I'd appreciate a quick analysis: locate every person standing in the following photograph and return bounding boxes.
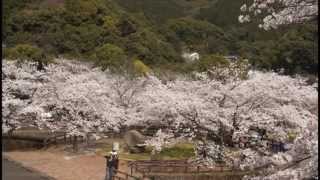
[105,150,119,180]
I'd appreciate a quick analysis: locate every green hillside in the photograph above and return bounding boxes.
[114,0,216,23]
[2,0,318,76]
[3,0,182,66]
[115,0,318,75]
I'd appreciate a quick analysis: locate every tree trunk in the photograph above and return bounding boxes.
[73,136,78,152]
[86,133,90,147]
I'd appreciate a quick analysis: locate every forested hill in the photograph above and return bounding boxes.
[114,0,217,23]
[2,0,318,76]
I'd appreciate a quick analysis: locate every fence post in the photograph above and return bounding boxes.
[43,139,47,148]
[86,133,90,147]
[64,134,66,144]
[135,163,137,173]
[54,136,57,146]
[73,136,78,152]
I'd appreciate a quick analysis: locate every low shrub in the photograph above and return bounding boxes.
[133,59,151,76]
[5,44,52,64]
[197,54,229,72]
[91,43,127,71]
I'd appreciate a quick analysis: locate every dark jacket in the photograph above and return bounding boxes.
[106,155,119,169]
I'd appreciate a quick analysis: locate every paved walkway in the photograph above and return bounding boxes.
[3,150,128,180]
[2,158,51,180]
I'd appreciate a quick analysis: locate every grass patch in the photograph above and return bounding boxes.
[119,153,151,160]
[155,143,195,160]
[96,139,195,161]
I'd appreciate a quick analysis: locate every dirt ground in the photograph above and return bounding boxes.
[3,147,129,180]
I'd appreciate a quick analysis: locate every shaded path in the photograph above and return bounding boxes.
[2,158,53,180]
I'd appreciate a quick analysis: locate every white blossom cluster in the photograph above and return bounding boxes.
[239,0,318,30]
[2,58,318,179]
[2,59,144,136]
[144,129,176,152]
[195,141,225,166]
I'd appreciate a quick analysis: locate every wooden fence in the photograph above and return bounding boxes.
[3,130,67,150]
[112,169,141,180]
[127,157,313,180]
[3,130,100,151]
[128,160,236,175]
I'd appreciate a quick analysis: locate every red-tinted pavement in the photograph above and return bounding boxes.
[2,158,53,180]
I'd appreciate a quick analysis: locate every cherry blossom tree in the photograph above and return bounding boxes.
[112,74,148,108]
[2,59,142,137]
[239,0,318,30]
[136,69,318,179]
[2,58,318,179]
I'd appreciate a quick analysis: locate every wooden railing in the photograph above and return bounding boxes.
[128,160,235,175]
[112,169,141,180]
[128,157,313,177]
[3,130,67,148]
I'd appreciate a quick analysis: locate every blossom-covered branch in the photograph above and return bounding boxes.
[239,0,318,30]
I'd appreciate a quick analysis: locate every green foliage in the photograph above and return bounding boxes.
[133,59,151,76]
[2,0,42,39]
[91,43,127,71]
[102,15,120,34]
[192,0,317,76]
[5,6,67,54]
[166,17,228,53]
[125,29,181,65]
[60,23,104,55]
[114,0,186,23]
[2,0,317,76]
[3,0,181,68]
[238,41,280,70]
[236,25,318,75]
[197,54,229,72]
[5,44,51,63]
[64,0,107,24]
[275,28,318,75]
[196,0,246,28]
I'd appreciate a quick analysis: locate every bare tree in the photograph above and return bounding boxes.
[112,74,147,108]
